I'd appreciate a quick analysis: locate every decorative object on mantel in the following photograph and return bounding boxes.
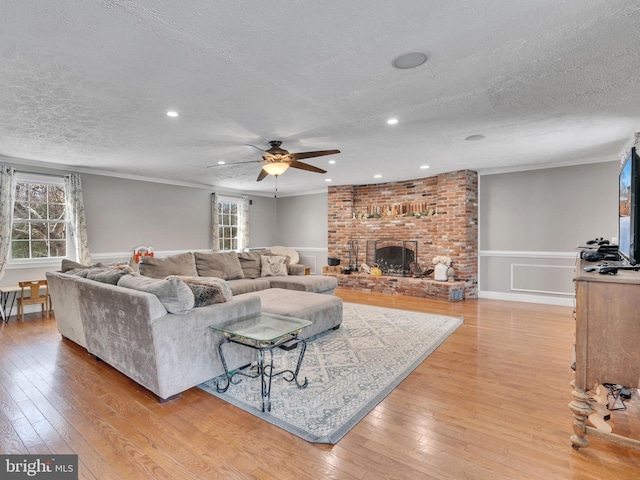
[360,263,371,274]
[433,255,452,282]
[354,203,438,219]
[409,262,434,278]
[370,264,382,276]
[327,257,340,266]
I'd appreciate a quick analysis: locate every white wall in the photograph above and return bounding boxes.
[272,193,329,274]
[479,161,619,305]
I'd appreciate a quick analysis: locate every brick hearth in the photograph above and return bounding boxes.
[327,170,478,300]
[326,273,466,301]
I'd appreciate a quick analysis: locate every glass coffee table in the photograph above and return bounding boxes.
[210,313,312,412]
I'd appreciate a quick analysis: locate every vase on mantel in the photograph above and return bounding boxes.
[434,263,448,282]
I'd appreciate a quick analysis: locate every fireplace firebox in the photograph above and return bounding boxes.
[366,239,417,276]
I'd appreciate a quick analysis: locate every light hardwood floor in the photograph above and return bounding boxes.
[1,290,639,479]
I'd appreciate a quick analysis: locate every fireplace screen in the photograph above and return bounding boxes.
[366,239,417,276]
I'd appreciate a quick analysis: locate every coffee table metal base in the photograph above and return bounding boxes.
[216,337,308,412]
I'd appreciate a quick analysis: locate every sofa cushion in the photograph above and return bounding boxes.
[138,252,198,279]
[61,258,94,272]
[194,252,244,280]
[117,275,194,313]
[237,251,268,279]
[261,255,289,277]
[166,275,233,306]
[227,278,271,295]
[86,268,130,285]
[267,275,338,294]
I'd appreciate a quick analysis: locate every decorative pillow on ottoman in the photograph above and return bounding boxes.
[117,275,194,313]
[261,255,289,277]
[166,275,233,307]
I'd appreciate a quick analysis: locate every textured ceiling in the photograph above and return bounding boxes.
[1,1,640,196]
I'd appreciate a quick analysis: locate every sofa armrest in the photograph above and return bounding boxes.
[289,264,307,276]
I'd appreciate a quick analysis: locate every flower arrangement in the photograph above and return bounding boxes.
[432,255,452,266]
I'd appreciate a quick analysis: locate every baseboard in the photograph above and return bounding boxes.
[479,290,575,307]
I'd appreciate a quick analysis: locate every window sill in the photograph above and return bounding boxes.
[7,259,63,270]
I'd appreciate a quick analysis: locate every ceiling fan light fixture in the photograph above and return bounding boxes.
[262,162,290,176]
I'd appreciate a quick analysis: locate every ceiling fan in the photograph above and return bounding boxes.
[208,140,340,181]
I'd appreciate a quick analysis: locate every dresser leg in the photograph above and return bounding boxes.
[569,383,592,449]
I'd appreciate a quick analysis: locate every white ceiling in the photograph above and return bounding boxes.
[2,1,640,196]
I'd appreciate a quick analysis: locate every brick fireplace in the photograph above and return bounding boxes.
[327,170,478,300]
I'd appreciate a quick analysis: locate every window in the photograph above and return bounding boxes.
[11,174,68,260]
[217,198,240,251]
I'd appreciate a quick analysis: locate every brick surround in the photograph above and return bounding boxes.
[327,170,478,299]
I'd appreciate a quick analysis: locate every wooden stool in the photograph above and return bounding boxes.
[17,280,50,321]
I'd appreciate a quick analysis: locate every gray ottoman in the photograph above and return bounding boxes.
[249,288,343,339]
[267,275,337,295]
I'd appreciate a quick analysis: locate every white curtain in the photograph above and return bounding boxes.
[211,193,220,252]
[240,195,250,249]
[64,174,91,264]
[0,165,16,281]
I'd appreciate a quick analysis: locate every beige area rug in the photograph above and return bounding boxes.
[199,302,463,443]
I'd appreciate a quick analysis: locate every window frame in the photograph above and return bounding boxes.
[8,172,71,269]
[217,195,243,252]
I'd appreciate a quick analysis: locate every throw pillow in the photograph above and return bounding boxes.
[166,275,233,306]
[261,255,289,277]
[138,252,198,279]
[86,268,130,285]
[194,252,245,280]
[61,259,90,272]
[237,251,269,279]
[117,275,194,314]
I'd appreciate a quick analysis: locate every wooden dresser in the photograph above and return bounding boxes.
[570,259,640,449]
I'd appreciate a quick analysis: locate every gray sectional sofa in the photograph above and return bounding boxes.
[47,250,341,401]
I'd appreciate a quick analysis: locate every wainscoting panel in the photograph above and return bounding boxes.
[296,247,327,275]
[479,250,578,305]
[510,263,575,296]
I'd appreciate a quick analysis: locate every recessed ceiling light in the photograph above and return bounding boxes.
[328,160,336,164]
[374,174,382,178]
[465,134,485,141]
[166,111,179,117]
[420,165,430,169]
[392,52,428,69]
[387,118,398,125]
[217,161,225,165]
[325,178,332,182]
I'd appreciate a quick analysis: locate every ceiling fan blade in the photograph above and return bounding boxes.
[206,160,259,168]
[290,149,340,161]
[246,144,266,153]
[256,168,269,181]
[289,160,327,174]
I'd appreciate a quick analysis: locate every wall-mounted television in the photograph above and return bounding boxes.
[618,146,640,265]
